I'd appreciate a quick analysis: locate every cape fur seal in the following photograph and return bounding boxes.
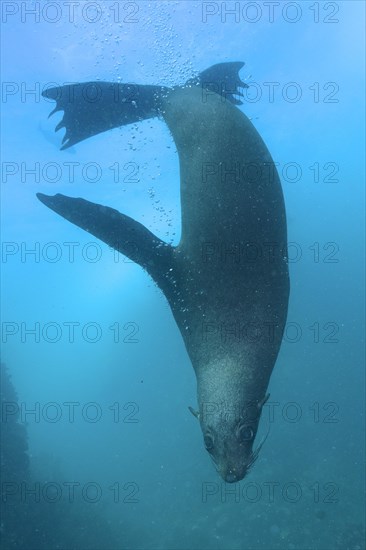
[37,62,290,482]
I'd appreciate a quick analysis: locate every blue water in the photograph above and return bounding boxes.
[1,2,365,549]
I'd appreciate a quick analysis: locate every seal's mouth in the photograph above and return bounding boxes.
[215,430,270,483]
[219,453,256,483]
[221,456,253,483]
[223,469,246,483]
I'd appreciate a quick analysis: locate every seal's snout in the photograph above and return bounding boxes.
[221,463,248,483]
[224,471,242,484]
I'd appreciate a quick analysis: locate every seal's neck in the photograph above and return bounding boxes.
[196,358,263,413]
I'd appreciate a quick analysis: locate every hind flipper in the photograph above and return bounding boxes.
[187,61,248,105]
[42,82,169,150]
[36,193,174,287]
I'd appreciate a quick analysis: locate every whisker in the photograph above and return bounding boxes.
[246,425,271,471]
[209,454,219,472]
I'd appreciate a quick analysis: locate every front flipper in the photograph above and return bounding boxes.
[36,193,174,289]
[42,82,168,150]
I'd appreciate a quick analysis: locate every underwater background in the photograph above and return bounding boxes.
[1,1,365,549]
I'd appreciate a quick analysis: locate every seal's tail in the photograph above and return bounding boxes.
[42,62,247,150]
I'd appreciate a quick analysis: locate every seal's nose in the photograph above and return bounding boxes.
[224,471,239,483]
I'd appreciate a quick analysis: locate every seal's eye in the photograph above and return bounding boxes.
[238,425,254,442]
[204,434,214,452]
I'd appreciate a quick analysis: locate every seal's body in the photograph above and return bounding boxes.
[37,63,289,482]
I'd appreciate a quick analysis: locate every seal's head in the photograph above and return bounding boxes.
[201,417,263,483]
[189,395,269,483]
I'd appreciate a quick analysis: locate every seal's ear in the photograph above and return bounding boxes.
[257,393,270,409]
[188,406,200,420]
